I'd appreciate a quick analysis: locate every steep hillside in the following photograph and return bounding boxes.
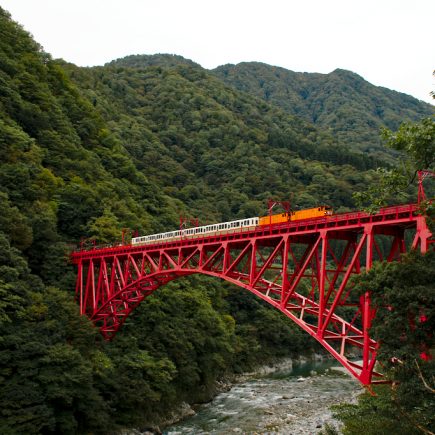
[213,62,434,159]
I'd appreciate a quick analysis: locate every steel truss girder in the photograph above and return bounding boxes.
[72,204,432,385]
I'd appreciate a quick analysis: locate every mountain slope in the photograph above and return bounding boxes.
[213,62,434,158]
[64,60,382,224]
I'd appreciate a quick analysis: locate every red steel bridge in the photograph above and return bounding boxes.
[71,203,433,385]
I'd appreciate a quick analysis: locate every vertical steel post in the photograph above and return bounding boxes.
[280,236,290,308]
[249,241,257,285]
[75,260,83,315]
[317,231,328,334]
[361,225,374,384]
[222,243,230,273]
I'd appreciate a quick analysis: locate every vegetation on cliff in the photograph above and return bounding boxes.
[0,9,331,432]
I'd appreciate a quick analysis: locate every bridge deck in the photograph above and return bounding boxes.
[71,203,419,261]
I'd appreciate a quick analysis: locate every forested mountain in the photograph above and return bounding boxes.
[213,62,434,160]
[0,7,429,434]
[108,55,433,162]
[63,58,383,225]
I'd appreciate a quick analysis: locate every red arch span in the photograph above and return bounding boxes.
[71,204,432,385]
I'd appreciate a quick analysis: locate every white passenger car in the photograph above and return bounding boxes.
[131,217,259,246]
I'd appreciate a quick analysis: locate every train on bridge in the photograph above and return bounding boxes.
[131,205,333,246]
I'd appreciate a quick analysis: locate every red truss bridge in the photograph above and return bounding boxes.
[71,204,433,385]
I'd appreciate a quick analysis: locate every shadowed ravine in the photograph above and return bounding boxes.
[166,360,361,434]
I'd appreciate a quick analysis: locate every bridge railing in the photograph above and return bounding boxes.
[71,203,419,255]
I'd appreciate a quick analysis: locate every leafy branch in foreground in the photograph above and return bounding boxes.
[382,117,435,170]
[353,116,435,211]
[352,167,409,213]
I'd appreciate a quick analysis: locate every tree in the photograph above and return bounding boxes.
[333,251,434,434]
[353,116,434,212]
[0,286,112,434]
[87,208,121,244]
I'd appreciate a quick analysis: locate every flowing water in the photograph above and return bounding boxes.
[165,360,361,434]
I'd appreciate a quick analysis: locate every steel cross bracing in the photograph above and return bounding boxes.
[71,204,433,385]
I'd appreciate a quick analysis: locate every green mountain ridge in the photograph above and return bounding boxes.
[108,54,433,161]
[63,59,385,224]
[212,61,434,158]
[106,53,202,69]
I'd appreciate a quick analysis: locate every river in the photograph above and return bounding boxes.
[165,359,362,434]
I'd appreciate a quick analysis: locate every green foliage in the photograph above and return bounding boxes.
[382,116,435,169]
[352,167,410,213]
[334,251,435,434]
[332,386,416,435]
[0,286,111,434]
[120,279,236,402]
[64,58,384,220]
[106,53,201,69]
[0,8,323,430]
[354,116,434,210]
[0,233,30,327]
[87,208,121,243]
[0,191,33,250]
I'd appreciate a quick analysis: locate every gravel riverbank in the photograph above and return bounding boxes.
[164,359,362,434]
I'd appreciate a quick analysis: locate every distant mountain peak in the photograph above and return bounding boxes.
[105,53,201,69]
[330,68,363,78]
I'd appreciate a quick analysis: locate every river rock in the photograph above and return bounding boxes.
[165,360,362,435]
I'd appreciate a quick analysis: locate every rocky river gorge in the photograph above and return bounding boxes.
[164,358,362,434]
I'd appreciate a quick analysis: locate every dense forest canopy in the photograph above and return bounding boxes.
[0,6,433,434]
[212,62,433,162]
[107,55,434,164]
[63,59,389,223]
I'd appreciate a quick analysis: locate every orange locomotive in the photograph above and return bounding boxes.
[259,206,333,226]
